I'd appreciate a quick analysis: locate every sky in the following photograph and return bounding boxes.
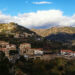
[0,0,75,28]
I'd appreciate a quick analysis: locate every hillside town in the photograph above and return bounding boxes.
[0,41,51,62]
[0,40,75,63]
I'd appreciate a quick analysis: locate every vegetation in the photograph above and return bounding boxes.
[1,51,75,75]
[0,22,39,39]
[1,23,75,75]
[0,51,11,75]
[32,27,75,37]
[15,56,75,75]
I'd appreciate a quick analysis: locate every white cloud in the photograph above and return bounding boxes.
[0,10,75,28]
[32,1,52,4]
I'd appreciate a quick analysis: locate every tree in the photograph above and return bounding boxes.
[0,51,10,75]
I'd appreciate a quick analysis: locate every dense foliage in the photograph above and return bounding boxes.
[1,52,75,75]
[15,56,75,75]
[0,51,12,75]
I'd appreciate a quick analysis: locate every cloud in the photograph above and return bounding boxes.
[0,10,75,28]
[32,1,52,4]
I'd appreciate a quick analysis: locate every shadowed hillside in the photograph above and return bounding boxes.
[45,32,75,42]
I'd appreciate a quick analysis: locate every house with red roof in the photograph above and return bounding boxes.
[61,50,75,56]
[19,43,43,56]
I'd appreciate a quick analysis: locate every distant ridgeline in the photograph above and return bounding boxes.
[32,27,75,37]
[32,27,75,42]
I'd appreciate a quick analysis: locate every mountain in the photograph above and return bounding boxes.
[32,27,75,37]
[0,22,40,38]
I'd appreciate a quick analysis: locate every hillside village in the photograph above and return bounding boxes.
[1,23,75,75]
[0,23,75,62]
[0,0,75,75]
[0,40,75,64]
[0,41,56,62]
[0,41,49,61]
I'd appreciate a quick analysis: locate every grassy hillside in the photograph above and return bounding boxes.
[0,22,43,47]
[0,22,37,37]
[32,27,75,37]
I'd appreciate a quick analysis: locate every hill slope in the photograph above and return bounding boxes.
[32,27,75,37]
[0,22,39,38]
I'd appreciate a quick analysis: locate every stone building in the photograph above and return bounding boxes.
[8,44,16,50]
[19,43,31,55]
[19,43,44,60]
[14,33,20,38]
[0,41,9,57]
[33,48,43,55]
[0,41,16,57]
[61,50,75,56]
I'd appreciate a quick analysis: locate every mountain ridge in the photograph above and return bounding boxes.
[0,22,40,38]
[32,26,75,37]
